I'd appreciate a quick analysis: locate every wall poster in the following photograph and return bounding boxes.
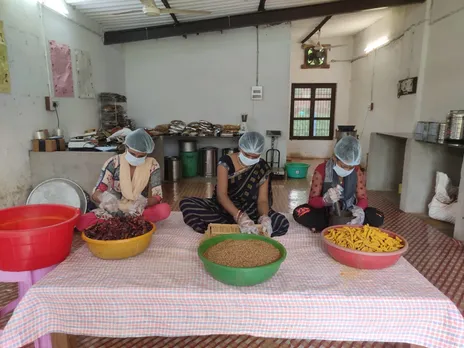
[75,49,95,99]
[49,40,74,97]
[0,21,11,94]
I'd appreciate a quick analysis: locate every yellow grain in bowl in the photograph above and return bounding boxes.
[324,225,404,252]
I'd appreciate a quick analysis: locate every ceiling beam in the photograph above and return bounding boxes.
[160,0,180,25]
[300,16,332,44]
[258,0,267,12]
[104,0,425,45]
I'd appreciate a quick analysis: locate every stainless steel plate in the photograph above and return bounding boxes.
[27,178,87,214]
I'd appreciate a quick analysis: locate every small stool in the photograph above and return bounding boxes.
[0,265,57,348]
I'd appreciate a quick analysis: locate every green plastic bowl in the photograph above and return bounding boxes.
[198,234,287,286]
[285,162,310,179]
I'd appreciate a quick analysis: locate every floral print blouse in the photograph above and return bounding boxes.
[94,155,163,199]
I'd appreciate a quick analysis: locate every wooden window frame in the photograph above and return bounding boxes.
[289,83,336,140]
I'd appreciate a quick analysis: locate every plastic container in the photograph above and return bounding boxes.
[198,234,287,286]
[321,225,409,269]
[180,151,199,177]
[285,162,309,179]
[82,222,156,260]
[0,204,81,271]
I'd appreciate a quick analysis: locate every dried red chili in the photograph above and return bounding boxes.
[84,216,152,241]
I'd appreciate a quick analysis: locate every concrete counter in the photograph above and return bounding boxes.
[367,132,464,241]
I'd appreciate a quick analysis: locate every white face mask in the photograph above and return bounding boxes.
[334,164,354,178]
[239,152,260,166]
[125,151,146,167]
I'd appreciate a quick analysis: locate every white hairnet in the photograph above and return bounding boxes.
[334,136,361,166]
[125,128,155,154]
[238,131,265,154]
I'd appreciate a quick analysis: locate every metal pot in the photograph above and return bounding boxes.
[438,123,447,144]
[199,147,218,178]
[179,140,197,153]
[335,130,357,141]
[33,129,50,140]
[164,156,181,182]
[329,210,353,226]
[445,110,464,142]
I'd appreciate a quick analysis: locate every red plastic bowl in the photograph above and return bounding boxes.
[321,225,409,270]
[0,204,81,271]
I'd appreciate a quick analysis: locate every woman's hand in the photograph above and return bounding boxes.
[237,212,258,234]
[258,215,273,237]
[323,185,343,205]
[348,205,365,225]
[129,195,148,216]
[99,191,119,213]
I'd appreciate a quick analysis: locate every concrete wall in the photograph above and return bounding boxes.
[123,24,291,159]
[366,133,407,191]
[348,5,426,164]
[0,0,125,208]
[29,151,115,195]
[349,1,464,162]
[288,22,353,159]
[420,0,464,121]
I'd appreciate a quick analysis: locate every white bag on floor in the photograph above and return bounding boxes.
[428,172,458,224]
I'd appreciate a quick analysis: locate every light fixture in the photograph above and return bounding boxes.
[364,36,389,54]
[38,0,69,16]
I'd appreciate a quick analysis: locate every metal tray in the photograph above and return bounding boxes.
[27,178,87,214]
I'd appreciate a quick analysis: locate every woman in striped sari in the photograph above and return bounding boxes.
[180,132,289,237]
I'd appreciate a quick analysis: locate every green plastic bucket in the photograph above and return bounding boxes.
[180,151,198,177]
[285,162,310,179]
[198,234,287,286]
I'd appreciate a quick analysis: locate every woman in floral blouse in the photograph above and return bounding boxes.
[76,129,170,231]
[293,136,384,232]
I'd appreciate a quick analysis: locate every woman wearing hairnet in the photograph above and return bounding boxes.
[76,128,171,230]
[180,131,289,237]
[293,136,384,231]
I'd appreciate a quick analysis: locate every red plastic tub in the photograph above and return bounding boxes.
[321,225,409,270]
[0,204,81,271]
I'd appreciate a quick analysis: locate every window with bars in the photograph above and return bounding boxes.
[289,83,336,140]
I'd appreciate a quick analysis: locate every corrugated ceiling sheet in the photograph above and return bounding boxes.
[65,0,332,31]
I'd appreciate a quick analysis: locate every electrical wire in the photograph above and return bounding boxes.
[256,26,260,86]
[55,107,60,129]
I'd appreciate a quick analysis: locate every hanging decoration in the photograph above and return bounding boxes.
[0,21,11,94]
[75,49,95,99]
[49,40,74,97]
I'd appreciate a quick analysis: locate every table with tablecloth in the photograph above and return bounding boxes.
[1,212,463,348]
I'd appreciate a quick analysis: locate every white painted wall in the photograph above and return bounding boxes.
[0,0,125,207]
[420,0,464,121]
[288,20,353,159]
[123,25,291,159]
[348,5,426,164]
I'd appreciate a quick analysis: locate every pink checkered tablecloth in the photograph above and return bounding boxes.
[1,213,463,348]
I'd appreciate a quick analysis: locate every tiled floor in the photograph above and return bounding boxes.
[1,171,463,348]
[371,190,456,238]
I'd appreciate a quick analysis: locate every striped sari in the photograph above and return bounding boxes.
[180,157,289,237]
